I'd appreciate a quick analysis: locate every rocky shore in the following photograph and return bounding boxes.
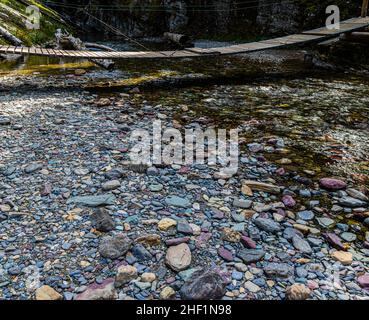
[0,67,369,301]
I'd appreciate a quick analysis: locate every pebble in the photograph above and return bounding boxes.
[244,281,261,293]
[35,285,62,300]
[91,208,115,232]
[75,279,117,300]
[165,243,192,272]
[264,263,294,279]
[102,180,121,191]
[296,210,315,221]
[1,73,368,301]
[158,218,177,231]
[340,232,357,242]
[180,269,226,300]
[98,234,132,259]
[319,178,347,191]
[165,195,191,208]
[67,194,116,207]
[331,251,353,265]
[357,275,369,289]
[237,249,265,264]
[286,283,311,300]
[160,286,176,300]
[115,265,138,287]
[254,218,281,233]
[292,235,313,254]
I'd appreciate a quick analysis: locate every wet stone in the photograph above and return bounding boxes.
[25,163,43,174]
[165,195,191,208]
[233,199,252,209]
[319,178,347,191]
[340,232,357,243]
[338,197,367,208]
[131,244,153,261]
[237,249,265,264]
[177,221,193,235]
[67,194,116,207]
[254,218,281,233]
[296,210,315,221]
[292,235,313,254]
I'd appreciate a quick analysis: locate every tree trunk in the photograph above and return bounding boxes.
[0,25,23,46]
[55,29,115,70]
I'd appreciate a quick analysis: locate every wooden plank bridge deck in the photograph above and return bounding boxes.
[1,17,369,60]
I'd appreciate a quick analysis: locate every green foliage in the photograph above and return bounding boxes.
[0,0,69,45]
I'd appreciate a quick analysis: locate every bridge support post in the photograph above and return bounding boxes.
[362,0,369,17]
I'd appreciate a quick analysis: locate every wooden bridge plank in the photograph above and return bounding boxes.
[0,17,367,60]
[14,47,23,54]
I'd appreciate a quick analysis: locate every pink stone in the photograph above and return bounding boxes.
[195,232,212,249]
[319,178,347,191]
[240,235,257,249]
[357,275,369,289]
[282,195,296,208]
[179,166,190,174]
[276,167,286,176]
[41,183,52,196]
[218,247,234,262]
[307,280,319,290]
[75,278,116,300]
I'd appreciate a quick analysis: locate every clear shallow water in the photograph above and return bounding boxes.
[1,50,368,185]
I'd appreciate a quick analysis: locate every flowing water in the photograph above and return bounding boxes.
[1,46,368,186]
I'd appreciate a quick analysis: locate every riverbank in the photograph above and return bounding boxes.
[0,50,369,300]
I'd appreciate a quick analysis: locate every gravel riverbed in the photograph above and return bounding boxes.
[0,62,369,300]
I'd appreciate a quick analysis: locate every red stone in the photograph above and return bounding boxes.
[218,247,234,262]
[324,232,345,250]
[240,235,257,249]
[165,237,190,246]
